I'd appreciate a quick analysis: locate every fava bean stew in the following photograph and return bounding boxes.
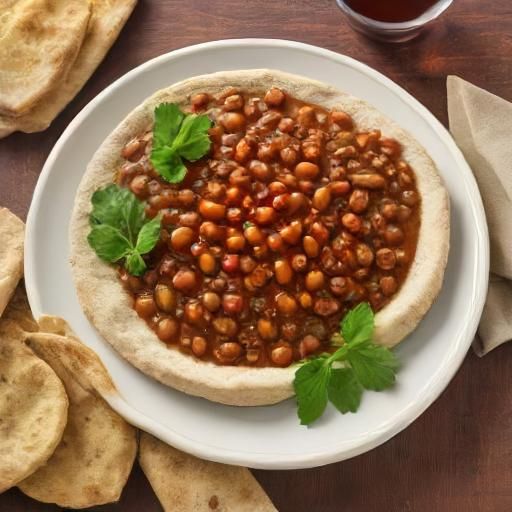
[116,86,420,368]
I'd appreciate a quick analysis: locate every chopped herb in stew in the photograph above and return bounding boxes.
[113,86,420,368]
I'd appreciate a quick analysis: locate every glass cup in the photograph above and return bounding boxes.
[335,0,454,42]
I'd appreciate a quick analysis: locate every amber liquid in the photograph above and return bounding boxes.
[345,0,441,22]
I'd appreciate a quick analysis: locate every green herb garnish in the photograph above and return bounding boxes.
[293,303,399,426]
[88,184,161,276]
[150,103,212,183]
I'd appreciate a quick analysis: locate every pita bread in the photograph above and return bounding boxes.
[0,306,68,493]
[18,326,137,508]
[69,69,449,406]
[0,0,92,116]
[0,208,24,317]
[0,0,137,137]
[139,433,277,512]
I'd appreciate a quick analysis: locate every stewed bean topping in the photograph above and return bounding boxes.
[117,86,420,367]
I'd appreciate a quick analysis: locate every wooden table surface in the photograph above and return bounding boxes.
[1,1,512,511]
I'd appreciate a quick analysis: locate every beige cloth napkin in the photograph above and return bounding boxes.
[447,76,512,355]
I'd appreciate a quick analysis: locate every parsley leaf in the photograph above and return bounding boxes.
[347,344,399,391]
[294,357,331,426]
[87,184,161,276]
[341,302,374,347]
[293,302,399,426]
[150,103,211,183]
[327,368,363,414]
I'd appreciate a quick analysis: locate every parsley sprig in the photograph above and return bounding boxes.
[293,303,399,426]
[87,184,161,276]
[150,103,212,183]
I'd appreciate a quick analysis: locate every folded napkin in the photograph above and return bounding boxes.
[447,76,512,355]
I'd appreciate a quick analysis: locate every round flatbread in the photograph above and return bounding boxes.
[0,320,68,493]
[70,69,449,406]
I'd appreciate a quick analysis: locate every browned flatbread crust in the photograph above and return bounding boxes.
[70,70,450,406]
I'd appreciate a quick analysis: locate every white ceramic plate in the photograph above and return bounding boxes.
[25,39,489,470]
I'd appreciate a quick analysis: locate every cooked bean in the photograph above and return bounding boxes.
[379,137,402,158]
[278,117,294,133]
[295,161,320,180]
[330,277,349,297]
[207,181,226,200]
[212,317,238,337]
[179,212,201,228]
[384,225,404,246]
[226,234,245,252]
[130,175,149,197]
[309,222,329,245]
[402,190,419,206]
[298,291,313,309]
[170,227,196,251]
[276,293,298,315]
[268,181,287,195]
[219,112,246,132]
[291,254,308,272]
[226,207,242,225]
[198,252,217,274]
[249,160,273,182]
[258,110,282,129]
[246,348,261,364]
[275,259,293,284]
[191,336,207,357]
[199,199,226,221]
[376,248,396,270]
[191,93,209,111]
[397,204,412,221]
[223,293,244,314]
[331,111,353,130]
[250,265,272,287]
[380,276,398,296]
[254,206,277,225]
[221,254,240,273]
[202,291,221,312]
[272,193,290,212]
[349,189,369,213]
[280,220,302,245]
[298,180,313,194]
[157,318,179,342]
[297,106,316,127]
[264,87,285,107]
[312,186,331,211]
[330,180,351,196]
[302,235,319,258]
[288,192,307,214]
[122,139,144,161]
[280,147,297,166]
[184,301,204,324]
[257,318,278,340]
[135,293,156,318]
[244,225,265,245]
[223,94,243,111]
[355,243,374,267]
[172,269,197,292]
[281,322,298,341]
[234,137,254,162]
[240,255,257,274]
[267,233,284,252]
[305,270,325,291]
[215,342,242,364]
[253,244,269,260]
[178,189,196,207]
[349,174,386,189]
[313,298,340,316]
[299,335,321,358]
[155,284,176,312]
[271,345,293,367]
[381,202,399,219]
[199,221,224,242]
[225,186,244,206]
[342,213,362,233]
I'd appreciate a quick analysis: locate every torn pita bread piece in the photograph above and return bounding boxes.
[2,286,39,333]
[0,0,138,137]
[18,324,137,508]
[139,433,277,512]
[0,319,68,493]
[0,208,24,317]
[0,0,92,117]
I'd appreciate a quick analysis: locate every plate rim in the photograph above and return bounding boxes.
[24,38,489,469]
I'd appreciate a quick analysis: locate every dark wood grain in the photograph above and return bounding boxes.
[1,0,512,510]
